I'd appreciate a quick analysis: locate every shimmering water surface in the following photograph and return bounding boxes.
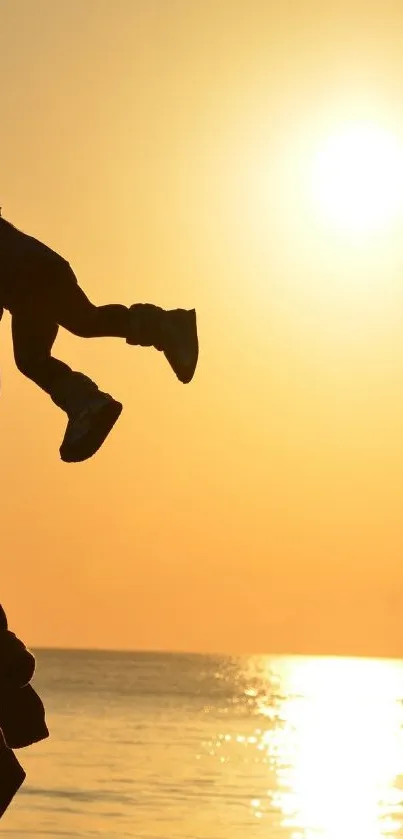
[2,650,403,838]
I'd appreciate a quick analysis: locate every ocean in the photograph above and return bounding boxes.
[2,650,403,838]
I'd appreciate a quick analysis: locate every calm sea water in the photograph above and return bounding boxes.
[2,650,403,838]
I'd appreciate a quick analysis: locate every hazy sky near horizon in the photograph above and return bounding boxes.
[2,0,403,656]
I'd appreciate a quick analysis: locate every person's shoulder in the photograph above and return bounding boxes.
[0,217,24,238]
[0,216,17,230]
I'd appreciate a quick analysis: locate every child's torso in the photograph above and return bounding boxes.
[0,218,66,307]
[0,218,62,263]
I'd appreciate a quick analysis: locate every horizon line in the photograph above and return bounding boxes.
[30,646,403,662]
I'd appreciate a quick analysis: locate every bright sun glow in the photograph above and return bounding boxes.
[312,123,403,233]
[268,658,403,839]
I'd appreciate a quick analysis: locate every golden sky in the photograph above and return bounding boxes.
[2,0,403,655]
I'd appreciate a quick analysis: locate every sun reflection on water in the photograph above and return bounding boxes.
[204,656,403,838]
[267,657,403,838]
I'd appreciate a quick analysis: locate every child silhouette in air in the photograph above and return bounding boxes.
[0,212,198,462]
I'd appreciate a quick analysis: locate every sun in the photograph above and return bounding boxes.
[312,122,403,233]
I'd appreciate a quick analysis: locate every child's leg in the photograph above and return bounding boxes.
[11,257,198,394]
[12,311,122,462]
[43,262,198,384]
[52,265,131,339]
[11,312,97,409]
[14,260,131,340]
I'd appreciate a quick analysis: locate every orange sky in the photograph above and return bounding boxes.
[2,0,403,656]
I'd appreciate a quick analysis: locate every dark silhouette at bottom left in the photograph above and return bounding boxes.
[0,603,48,818]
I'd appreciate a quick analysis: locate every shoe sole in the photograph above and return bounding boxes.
[165,309,198,384]
[60,400,123,463]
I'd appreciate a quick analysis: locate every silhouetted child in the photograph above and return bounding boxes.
[0,213,198,461]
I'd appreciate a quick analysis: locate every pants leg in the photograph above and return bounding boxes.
[49,265,130,339]
[12,310,109,412]
[10,261,130,410]
[12,314,72,396]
